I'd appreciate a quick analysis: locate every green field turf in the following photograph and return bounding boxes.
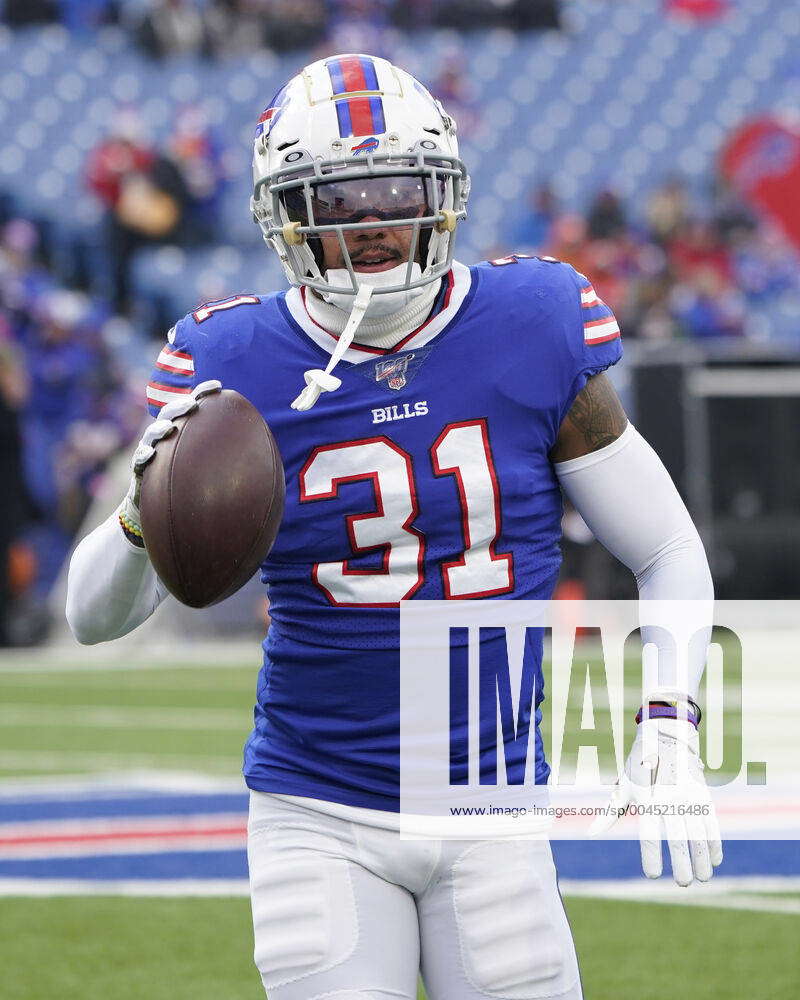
[1,896,797,1000]
[0,650,790,999]
[0,663,256,778]
[0,652,741,781]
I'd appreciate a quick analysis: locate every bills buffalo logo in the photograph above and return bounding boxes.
[375,354,414,390]
[351,136,380,155]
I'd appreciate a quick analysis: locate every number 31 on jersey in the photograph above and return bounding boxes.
[299,419,513,606]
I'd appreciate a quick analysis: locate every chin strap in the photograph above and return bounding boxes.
[291,284,374,412]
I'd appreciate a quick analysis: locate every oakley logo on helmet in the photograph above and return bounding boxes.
[351,137,380,155]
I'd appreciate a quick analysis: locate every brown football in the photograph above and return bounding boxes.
[139,389,284,608]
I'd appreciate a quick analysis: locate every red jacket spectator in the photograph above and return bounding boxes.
[666,0,729,20]
[86,138,154,209]
[668,221,732,284]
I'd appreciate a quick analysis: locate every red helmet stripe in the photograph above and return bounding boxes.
[339,55,368,93]
[347,96,376,137]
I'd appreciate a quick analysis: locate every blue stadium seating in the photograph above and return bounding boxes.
[1,0,798,333]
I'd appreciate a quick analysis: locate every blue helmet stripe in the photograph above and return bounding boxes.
[360,56,379,91]
[328,59,346,95]
[369,96,386,134]
[335,99,353,138]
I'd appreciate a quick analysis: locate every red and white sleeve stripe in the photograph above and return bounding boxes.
[580,284,602,309]
[155,347,195,376]
[146,382,192,409]
[581,284,620,344]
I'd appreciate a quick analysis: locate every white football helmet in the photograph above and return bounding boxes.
[250,54,470,301]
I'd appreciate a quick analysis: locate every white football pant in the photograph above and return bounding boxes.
[248,792,583,1000]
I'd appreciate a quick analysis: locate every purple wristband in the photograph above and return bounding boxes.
[635,702,700,728]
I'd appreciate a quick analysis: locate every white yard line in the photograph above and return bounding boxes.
[2,876,799,909]
[0,750,242,772]
[0,770,246,797]
[0,642,261,674]
[559,876,800,915]
[0,672,254,690]
[0,878,250,897]
[0,705,249,730]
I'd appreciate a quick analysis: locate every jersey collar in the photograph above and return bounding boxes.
[283,261,472,366]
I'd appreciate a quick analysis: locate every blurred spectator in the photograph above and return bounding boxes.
[0,328,31,645]
[631,279,678,342]
[0,219,53,309]
[169,106,232,243]
[580,234,640,317]
[546,214,594,282]
[19,291,97,517]
[586,189,627,241]
[327,0,392,57]
[670,266,745,339]
[433,0,562,30]
[85,113,155,214]
[2,0,565,42]
[0,215,139,619]
[389,0,435,30]
[431,52,480,138]
[730,226,799,303]
[134,0,210,60]
[665,0,729,21]
[266,0,327,51]
[506,0,562,31]
[57,0,118,32]
[2,0,59,26]
[646,176,692,245]
[511,182,559,252]
[206,0,327,55]
[205,0,268,56]
[668,219,732,285]
[711,175,758,242]
[86,113,191,312]
[521,174,780,345]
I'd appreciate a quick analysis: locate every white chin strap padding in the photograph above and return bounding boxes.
[291,284,374,412]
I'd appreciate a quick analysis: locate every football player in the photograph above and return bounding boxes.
[66,55,721,1000]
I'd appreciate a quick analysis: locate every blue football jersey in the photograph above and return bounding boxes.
[146,256,622,810]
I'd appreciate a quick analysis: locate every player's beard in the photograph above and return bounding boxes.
[321,262,427,318]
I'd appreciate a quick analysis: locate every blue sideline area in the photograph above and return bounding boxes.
[0,788,796,882]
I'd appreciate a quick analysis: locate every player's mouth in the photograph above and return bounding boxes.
[352,250,401,272]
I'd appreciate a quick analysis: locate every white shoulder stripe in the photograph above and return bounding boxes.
[584,318,620,342]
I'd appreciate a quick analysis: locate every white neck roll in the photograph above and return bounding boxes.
[305,278,441,350]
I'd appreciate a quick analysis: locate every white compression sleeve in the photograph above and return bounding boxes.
[65,513,167,645]
[555,423,713,699]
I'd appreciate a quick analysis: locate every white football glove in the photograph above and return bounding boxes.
[589,710,723,886]
[117,380,222,544]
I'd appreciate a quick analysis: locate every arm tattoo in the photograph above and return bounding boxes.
[555,373,628,460]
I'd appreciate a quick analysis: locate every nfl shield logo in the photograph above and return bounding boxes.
[376,354,414,391]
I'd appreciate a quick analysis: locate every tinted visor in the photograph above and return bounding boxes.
[282,174,444,228]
